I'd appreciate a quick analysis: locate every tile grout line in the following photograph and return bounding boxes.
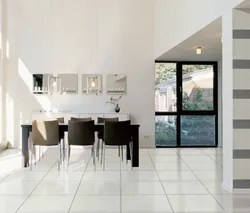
[14,160,58,213]
[147,148,175,213]
[200,148,223,168]
[67,155,91,213]
[176,150,227,212]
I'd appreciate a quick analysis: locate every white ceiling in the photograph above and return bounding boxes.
[156,17,222,61]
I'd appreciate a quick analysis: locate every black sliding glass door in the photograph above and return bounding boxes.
[155,62,218,147]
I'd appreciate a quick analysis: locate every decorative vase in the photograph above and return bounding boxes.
[115,104,120,113]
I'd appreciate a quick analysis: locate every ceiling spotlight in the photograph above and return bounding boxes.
[196,47,202,55]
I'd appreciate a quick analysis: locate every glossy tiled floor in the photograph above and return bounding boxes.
[0,147,248,213]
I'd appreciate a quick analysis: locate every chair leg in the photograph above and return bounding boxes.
[34,145,37,165]
[100,140,104,164]
[118,146,120,157]
[58,143,61,171]
[39,146,41,161]
[103,143,106,170]
[126,144,129,164]
[96,139,100,161]
[30,145,33,171]
[121,146,123,162]
[67,145,71,171]
[92,145,96,171]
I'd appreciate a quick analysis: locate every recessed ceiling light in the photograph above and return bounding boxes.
[196,47,202,55]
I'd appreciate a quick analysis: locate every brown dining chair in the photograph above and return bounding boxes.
[96,117,119,160]
[57,117,64,124]
[101,120,131,170]
[70,117,92,121]
[68,120,95,170]
[31,120,61,171]
[38,117,64,159]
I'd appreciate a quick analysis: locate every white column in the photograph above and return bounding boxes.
[0,0,6,149]
[222,9,233,192]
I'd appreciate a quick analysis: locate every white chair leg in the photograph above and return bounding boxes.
[34,145,37,165]
[67,145,71,171]
[96,139,100,161]
[39,146,41,161]
[30,145,33,171]
[100,141,104,164]
[92,145,96,171]
[103,143,106,170]
[58,143,61,171]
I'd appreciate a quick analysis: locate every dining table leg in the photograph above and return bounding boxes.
[132,126,139,167]
[22,127,30,167]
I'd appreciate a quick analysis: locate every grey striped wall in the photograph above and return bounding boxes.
[233,9,250,189]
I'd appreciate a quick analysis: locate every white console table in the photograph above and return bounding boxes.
[31,112,129,123]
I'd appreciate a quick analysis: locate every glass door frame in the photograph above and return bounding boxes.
[155,61,218,148]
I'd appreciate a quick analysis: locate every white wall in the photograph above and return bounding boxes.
[154,0,245,59]
[218,60,223,147]
[5,0,155,148]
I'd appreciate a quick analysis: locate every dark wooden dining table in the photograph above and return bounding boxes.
[21,123,140,168]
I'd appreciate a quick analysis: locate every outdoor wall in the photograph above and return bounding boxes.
[4,0,155,148]
[154,0,245,59]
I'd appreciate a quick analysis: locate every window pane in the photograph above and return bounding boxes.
[181,116,216,146]
[156,116,177,146]
[182,65,214,110]
[155,63,177,112]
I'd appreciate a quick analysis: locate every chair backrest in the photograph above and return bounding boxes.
[70,117,92,121]
[57,117,64,124]
[32,120,59,146]
[104,120,131,146]
[97,117,119,124]
[68,120,95,146]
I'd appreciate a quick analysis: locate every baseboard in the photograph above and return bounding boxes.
[233,189,250,194]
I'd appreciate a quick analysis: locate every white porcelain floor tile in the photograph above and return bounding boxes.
[213,194,250,212]
[122,182,165,195]
[158,171,198,181]
[82,171,120,182]
[17,195,74,213]
[86,162,121,171]
[121,171,159,182]
[162,181,209,195]
[77,182,120,194]
[202,181,231,195]
[181,155,215,163]
[0,195,28,213]
[186,162,222,171]
[175,148,205,155]
[122,195,173,213]
[168,195,224,212]
[3,170,47,182]
[148,149,177,156]
[194,171,223,181]
[0,181,38,195]
[154,162,190,171]
[33,182,79,195]
[42,171,83,182]
[121,162,155,171]
[70,195,120,213]
[150,155,183,163]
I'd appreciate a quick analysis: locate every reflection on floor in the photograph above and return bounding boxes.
[0,147,247,213]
